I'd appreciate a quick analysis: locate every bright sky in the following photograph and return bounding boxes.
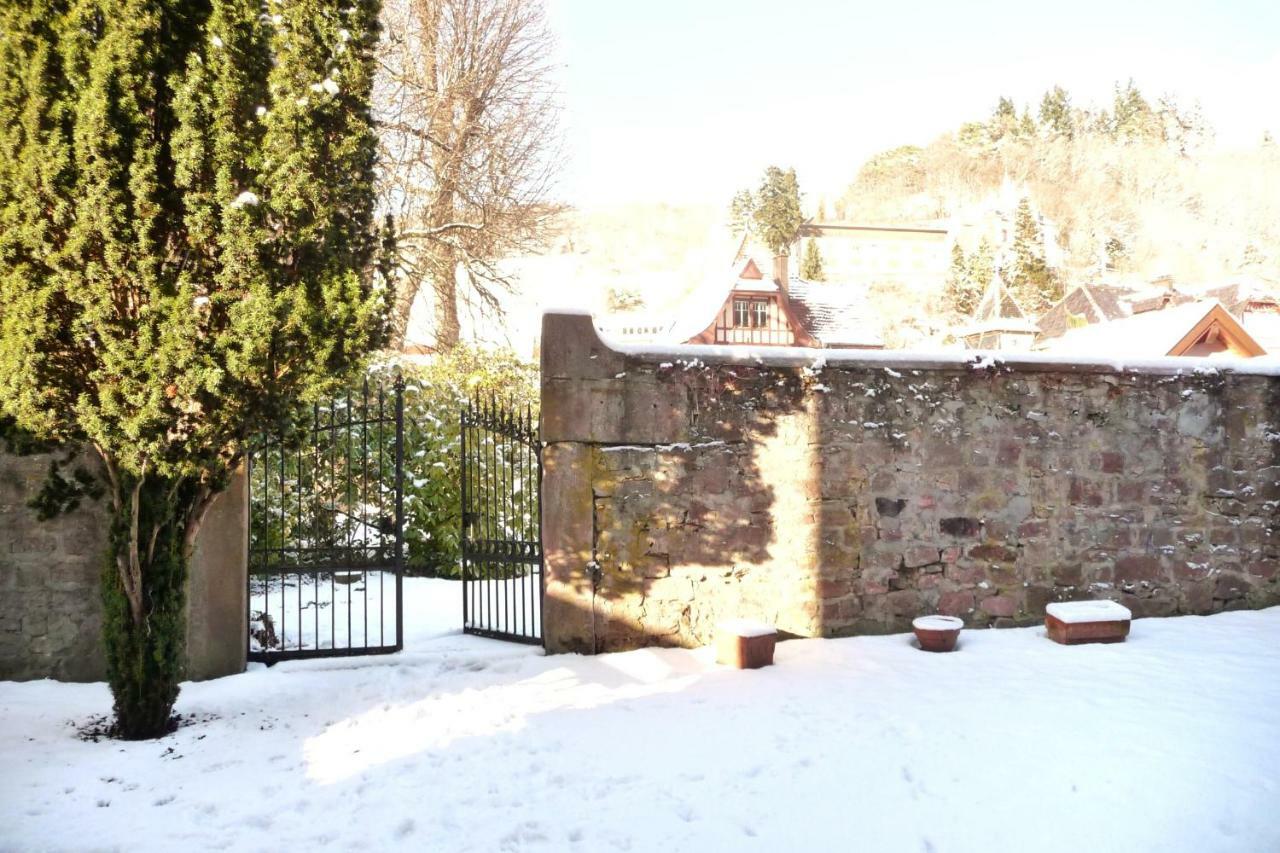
[550,0,1280,209]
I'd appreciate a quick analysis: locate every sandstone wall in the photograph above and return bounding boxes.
[0,449,247,682]
[0,450,109,681]
[540,312,1280,654]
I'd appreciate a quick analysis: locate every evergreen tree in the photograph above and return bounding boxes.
[945,244,974,314]
[753,166,803,255]
[988,96,1019,141]
[1018,107,1036,138]
[970,238,995,295]
[1038,86,1074,138]
[0,0,386,738]
[1005,198,1059,314]
[800,238,825,281]
[1105,236,1129,271]
[729,188,755,235]
[730,166,804,256]
[1111,79,1157,139]
[944,241,989,315]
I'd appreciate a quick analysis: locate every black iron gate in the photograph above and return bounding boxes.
[460,397,543,645]
[246,379,404,662]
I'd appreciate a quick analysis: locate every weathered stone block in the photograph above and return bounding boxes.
[980,595,1017,618]
[1114,555,1162,583]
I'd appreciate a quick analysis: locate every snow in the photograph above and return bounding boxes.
[1046,600,1133,624]
[3,589,1280,852]
[560,309,1280,377]
[717,619,776,638]
[249,571,401,653]
[912,615,963,631]
[229,190,259,208]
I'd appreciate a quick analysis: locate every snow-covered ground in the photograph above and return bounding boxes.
[3,580,1279,853]
[249,572,540,653]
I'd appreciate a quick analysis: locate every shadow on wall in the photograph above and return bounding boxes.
[541,358,802,651]
[541,312,1280,653]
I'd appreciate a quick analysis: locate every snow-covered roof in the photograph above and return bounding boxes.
[1037,284,1137,339]
[733,278,779,294]
[788,278,883,347]
[1037,299,1265,358]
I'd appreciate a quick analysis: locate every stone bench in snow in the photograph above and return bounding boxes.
[1045,600,1132,645]
[715,619,777,669]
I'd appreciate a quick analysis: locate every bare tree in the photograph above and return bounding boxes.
[376,0,562,349]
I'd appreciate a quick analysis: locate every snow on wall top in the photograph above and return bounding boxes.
[541,311,1280,377]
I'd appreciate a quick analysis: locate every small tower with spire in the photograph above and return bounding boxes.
[960,268,1040,350]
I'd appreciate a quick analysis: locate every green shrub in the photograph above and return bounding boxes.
[396,346,538,577]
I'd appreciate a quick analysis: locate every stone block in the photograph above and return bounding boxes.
[937,590,975,616]
[980,595,1017,618]
[903,545,940,569]
[1114,555,1162,583]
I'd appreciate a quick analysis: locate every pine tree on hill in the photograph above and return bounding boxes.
[800,238,826,281]
[945,244,975,314]
[753,167,804,255]
[1019,108,1036,138]
[729,189,755,237]
[730,166,804,257]
[989,96,1019,141]
[1039,86,1074,138]
[1005,198,1059,314]
[1111,79,1157,139]
[945,240,992,315]
[970,238,995,296]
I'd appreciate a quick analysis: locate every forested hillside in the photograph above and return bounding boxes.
[836,82,1280,289]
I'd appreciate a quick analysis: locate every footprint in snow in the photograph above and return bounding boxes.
[394,818,415,839]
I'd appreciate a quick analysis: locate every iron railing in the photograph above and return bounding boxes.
[460,396,543,645]
[246,377,404,662]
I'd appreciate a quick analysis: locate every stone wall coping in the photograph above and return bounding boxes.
[543,310,1280,378]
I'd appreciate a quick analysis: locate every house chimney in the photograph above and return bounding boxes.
[773,253,789,300]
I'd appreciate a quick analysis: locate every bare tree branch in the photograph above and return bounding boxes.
[375,0,564,349]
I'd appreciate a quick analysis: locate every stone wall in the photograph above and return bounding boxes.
[0,448,247,682]
[0,450,110,681]
[540,312,1280,654]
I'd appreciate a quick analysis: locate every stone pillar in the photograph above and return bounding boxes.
[540,442,596,653]
[185,467,248,680]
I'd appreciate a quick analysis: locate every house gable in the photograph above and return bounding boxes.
[686,285,816,347]
[1168,304,1267,357]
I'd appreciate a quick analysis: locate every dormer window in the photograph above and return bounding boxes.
[733,297,771,328]
[752,300,769,327]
